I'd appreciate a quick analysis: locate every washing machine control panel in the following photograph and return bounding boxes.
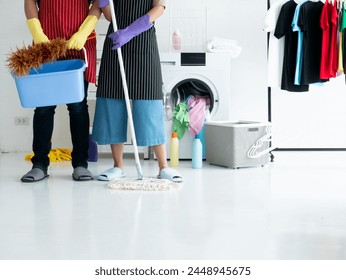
[181,53,206,66]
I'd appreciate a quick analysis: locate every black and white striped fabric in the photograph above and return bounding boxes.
[96,0,163,100]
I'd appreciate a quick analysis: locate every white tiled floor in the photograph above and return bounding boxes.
[0,151,346,260]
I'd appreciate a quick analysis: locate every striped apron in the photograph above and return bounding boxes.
[96,0,163,100]
[38,0,97,84]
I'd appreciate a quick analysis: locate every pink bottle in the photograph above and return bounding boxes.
[172,29,182,51]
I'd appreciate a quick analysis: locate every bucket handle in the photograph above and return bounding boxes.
[82,47,88,68]
[247,124,273,159]
[247,124,301,158]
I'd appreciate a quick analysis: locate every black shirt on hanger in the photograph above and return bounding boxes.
[275,0,309,92]
[298,0,328,85]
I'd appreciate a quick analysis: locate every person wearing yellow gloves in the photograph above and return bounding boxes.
[21,0,101,182]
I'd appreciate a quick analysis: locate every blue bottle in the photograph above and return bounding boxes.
[192,134,203,169]
[88,134,98,162]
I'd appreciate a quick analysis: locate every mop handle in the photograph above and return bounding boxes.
[109,0,143,180]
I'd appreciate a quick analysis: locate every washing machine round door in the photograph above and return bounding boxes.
[163,76,219,121]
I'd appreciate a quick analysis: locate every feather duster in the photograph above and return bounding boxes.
[7,38,68,77]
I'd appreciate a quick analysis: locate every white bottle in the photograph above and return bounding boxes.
[170,132,179,167]
[192,134,203,169]
[172,29,182,51]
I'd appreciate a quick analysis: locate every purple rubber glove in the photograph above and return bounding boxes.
[108,14,153,50]
[98,0,109,8]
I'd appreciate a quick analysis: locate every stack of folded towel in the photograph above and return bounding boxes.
[207,37,242,58]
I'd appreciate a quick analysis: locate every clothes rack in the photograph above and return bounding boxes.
[267,0,346,154]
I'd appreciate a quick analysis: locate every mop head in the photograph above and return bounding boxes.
[7,38,68,77]
[108,177,179,191]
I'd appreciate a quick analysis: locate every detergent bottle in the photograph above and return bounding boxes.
[192,134,203,169]
[170,132,179,167]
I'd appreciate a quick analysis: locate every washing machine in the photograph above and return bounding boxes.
[161,52,231,159]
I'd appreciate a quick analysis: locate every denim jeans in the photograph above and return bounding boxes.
[31,81,90,171]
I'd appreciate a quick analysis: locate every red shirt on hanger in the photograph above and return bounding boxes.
[320,0,338,79]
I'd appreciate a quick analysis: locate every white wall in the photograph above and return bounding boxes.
[205,0,267,121]
[0,1,32,152]
[0,0,268,152]
[0,1,71,152]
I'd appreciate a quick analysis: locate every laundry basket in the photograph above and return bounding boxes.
[13,49,87,108]
[205,121,271,168]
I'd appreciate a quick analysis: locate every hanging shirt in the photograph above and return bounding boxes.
[331,2,339,77]
[340,2,346,71]
[264,0,288,88]
[38,0,97,84]
[298,1,327,85]
[337,1,344,74]
[320,0,331,79]
[320,0,338,79]
[292,0,309,85]
[275,0,309,92]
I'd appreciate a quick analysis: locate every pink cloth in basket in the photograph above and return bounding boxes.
[187,96,210,138]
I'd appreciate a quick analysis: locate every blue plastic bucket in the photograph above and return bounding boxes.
[14,59,86,108]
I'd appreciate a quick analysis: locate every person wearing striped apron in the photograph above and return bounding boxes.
[21,0,101,182]
[92,0,183,182]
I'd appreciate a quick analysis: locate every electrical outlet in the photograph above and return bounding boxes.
[14,117,29,126]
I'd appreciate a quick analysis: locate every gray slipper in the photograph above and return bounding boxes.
[72,167,94,181]
[21,168,48,183]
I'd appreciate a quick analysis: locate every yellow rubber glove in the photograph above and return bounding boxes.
[67,15,98,50]
[26,18,49,44]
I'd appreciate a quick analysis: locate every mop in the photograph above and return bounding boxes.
[107,1,179,191]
